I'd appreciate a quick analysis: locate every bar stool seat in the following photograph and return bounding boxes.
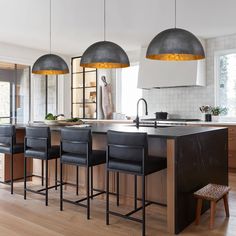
[61,150,106,166]
[25,145,60,160]
[108,155,166,175]
[0,143,24,154]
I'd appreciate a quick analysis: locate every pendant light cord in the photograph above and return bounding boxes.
[50,0,52,54]
[174,0,177,28]
[103,0,106,41]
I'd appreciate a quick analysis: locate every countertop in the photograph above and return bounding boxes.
[84,119,236,126]
[17,123,227,139]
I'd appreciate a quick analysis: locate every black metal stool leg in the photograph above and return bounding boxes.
[60,163,63,211]
[116,172,119,206]
[41,160,44,186]
[76,166,79,196]
[91,166,93,199]
[11,154,13,194]
[134,175,137,210]
[45,159,48,206]
[87,166,90,219]
[55,158,57,190]
[24,156,27,200]
[142,175,146,236]
[106,170,109,225]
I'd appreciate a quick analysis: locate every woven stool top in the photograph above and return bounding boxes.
[194,184,230,201]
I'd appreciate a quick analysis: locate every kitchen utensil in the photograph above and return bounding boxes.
[155,112,168,120]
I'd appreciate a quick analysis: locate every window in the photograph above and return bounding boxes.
[0,81,10,124]
[117,64,142,117]
[216,51,236,117]
[0,63,30,124]
[31,75,58,121]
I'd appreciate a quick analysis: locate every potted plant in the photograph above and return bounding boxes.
[210,106,228,122]
[199,105,212,121]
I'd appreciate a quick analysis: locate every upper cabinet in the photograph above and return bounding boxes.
[137,42,206,89]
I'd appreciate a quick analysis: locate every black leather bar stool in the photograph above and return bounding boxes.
[60,127,106,219]
[24,126,60,206]
[106,130,167,236]
[0,125,24,194]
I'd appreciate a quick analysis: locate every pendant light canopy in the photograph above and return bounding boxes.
[146,0,205,61]
[32,0,69,75]
[80,0,130,69]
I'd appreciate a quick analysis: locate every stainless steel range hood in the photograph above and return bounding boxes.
[137,43,206,89]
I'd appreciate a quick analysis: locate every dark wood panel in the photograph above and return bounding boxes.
[174,128,228,234]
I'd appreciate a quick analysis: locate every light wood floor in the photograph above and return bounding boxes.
[0,173,235,236]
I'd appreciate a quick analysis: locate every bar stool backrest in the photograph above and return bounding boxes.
[107,130,148,162]
[61,128,92,155]
[0,125,15,147]
[25,127,51,150]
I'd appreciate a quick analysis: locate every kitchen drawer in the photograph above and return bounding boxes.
[229,150,236,168]
[228,131,236,138]
[228,127,236,136]
[228,136,236,150]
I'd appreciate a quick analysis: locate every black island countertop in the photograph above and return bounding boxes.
[17,123,227,139]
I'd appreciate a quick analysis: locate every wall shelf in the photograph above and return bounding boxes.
[71,56,97,119]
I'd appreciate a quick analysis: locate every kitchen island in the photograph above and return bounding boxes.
[14,124,228,234]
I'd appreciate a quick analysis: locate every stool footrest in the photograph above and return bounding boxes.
[75,191,105,203]
[0,175,33,185]
[63,198,87,208]
[36,184,62,192]
[25,188,46,196]
[109,210,143,224]
[126,202,151,217]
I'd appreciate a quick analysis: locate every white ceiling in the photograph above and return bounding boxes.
[0,0,235,56]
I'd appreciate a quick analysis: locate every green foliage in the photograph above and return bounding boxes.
[45,113,57,120]
[210,106,228,116]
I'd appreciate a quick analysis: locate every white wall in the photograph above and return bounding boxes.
[0,41,71,121]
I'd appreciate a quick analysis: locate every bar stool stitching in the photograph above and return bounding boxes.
[60,127,106,219]
[106,130,167,236]
[24,126,60,206]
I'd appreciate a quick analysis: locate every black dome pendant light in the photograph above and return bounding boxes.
[146,0,205,61]
[80,0,130,69]
[32,0,69,75]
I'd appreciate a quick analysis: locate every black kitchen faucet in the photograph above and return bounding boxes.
[135,98,148,128]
